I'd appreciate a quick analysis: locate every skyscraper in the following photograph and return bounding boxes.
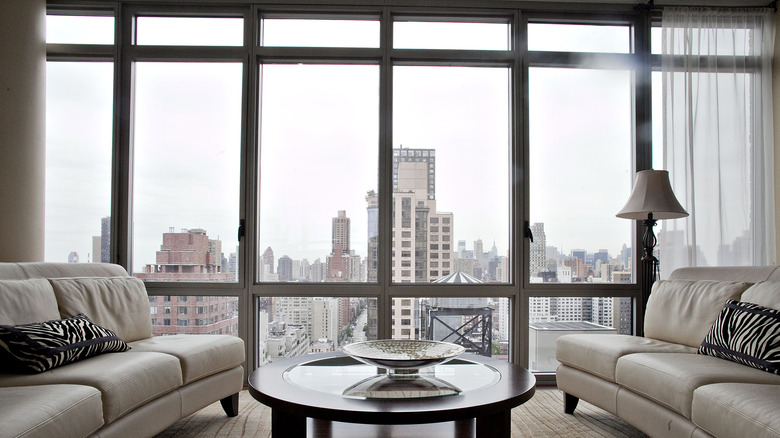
[332,210,350,253]
[389,146,454,283]
[277,255,293,281]
[529,222,547,278]
[327,211,351,281]
[365,191,378,283]
[383,146,455,339]
[262,246,275,274]
[100,216,110,262]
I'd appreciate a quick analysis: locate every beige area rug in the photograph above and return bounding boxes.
[154,388,648,438]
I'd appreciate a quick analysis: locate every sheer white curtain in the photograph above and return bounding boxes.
[660,7,776,276]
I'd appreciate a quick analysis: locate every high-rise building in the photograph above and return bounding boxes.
[529,222,547,278]
[474,238,484,277]
[332,210,350,253]
[277,255,293,281]
[365,191,378,282]
[384,147,455,339]
[136,228,237,336]
[262,246,275,274]
[326,210,352,281]
[137,228,232,281]
[100,216,110,262]
[388,146,454,283]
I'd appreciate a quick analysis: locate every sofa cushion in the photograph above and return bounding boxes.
[49,276,153,342]
[0,279,60,325]
[645,280,750,347]
[0,351,183,424]
[555,334,696,382]
[615,352,780,418]
[699,300,780,375]
[130,334,245,384]
[741,281,780,310]
[0,384,104,438]
[692,383,780,438]
[0,313,130,373]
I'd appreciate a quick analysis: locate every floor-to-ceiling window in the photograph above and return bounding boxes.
[524,19,642,372]
[46,1,653,376]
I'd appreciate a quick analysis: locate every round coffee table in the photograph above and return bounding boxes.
[248,351,536,438]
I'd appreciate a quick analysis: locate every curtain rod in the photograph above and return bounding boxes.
[634,0,777,12]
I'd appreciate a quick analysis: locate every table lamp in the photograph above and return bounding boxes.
[616,170,688,310]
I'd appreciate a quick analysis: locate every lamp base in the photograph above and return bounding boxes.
[640,215,659,336]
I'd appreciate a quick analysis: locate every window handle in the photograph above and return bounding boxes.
[237,219,245,240]
[524,221,534,242]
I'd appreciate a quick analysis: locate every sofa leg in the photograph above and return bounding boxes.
[220,393,239,417]
[563,392,579,415]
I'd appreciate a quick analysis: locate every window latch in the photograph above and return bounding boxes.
[524,221,534,242]
[237,219,245,240]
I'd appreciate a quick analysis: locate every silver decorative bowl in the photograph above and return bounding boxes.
[343,340,465,377]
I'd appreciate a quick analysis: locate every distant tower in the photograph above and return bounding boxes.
[327,211,352,281]
[474,239,484,278]
[365,191,378,283]
[100,216,110,262]
[332,210,350,254]
[68,251,79,263]
[277,255,293,281]
[529,222,547,278]
[262,247,275,274]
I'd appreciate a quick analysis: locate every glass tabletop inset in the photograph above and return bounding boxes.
[283,355,501,400]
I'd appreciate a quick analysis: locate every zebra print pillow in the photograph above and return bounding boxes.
[0,313,130,373]
[698,300,780,375]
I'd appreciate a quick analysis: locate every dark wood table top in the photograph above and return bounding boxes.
[248,351,536,426]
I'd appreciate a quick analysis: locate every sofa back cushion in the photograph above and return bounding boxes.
[49,277,153,342]
[741,281,780,310]
[0,279,61,325]
[645,280,750,347]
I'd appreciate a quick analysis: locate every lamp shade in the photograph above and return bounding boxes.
[616,170,688,220]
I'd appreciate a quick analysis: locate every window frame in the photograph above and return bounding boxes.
[45,0,656,382]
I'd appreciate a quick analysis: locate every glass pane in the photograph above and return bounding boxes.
[132,63,242,282]
[258,64,379,283]
[651,26,662,55]
[45,62,114,263]
[652,71,663,170]
[150,295,239,336]
[391,297,510,361]
[46,15,115,44]
[261,19,379,48]
[136,17,243,46]
[528,23,630,53]
[393,66,510,284]
[529,296,633,372]
[257,297,378,365]
[394,21,509,50]
[528,67,633,283]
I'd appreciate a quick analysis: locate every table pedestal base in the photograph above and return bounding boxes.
[308,417,476,438]
[271,412,512,438]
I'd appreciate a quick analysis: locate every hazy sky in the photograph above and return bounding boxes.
[44,16,658,269]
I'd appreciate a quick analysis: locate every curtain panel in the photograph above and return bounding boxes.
[660,7,776,276]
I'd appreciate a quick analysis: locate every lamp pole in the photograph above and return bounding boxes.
[640,212,659,311]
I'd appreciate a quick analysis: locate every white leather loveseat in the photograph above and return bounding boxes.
[556,266,780,438]
[0,262,245,438]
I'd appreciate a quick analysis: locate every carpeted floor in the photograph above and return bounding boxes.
[154,388,648,437]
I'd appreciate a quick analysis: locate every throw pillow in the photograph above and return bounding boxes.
[698,300,780,375]
[0,313,130,373]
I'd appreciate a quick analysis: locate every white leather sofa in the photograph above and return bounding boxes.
[0,262,245,438]
[555,266,780,438]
